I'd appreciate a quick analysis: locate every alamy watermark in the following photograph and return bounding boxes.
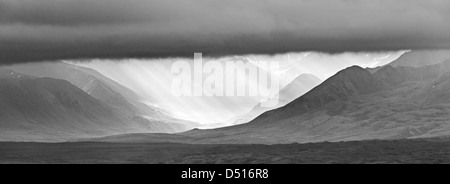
[171,53,280,107]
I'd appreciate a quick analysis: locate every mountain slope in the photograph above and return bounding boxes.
[226,73,322,125]
[233,61,450,143]
[389,50,450,68]
[278,74,323,103]
[7,62,198,132]
[0,73,157,141]
[8,62,154,114]
[90,60,450,144]
[253,66,385,123]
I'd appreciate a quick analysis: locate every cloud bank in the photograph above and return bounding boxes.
[1,0,450,64]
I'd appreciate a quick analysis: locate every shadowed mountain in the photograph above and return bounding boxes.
[8,62,158,114]
[6,62,199,132]
[253,66,385,123]
[89,60,450,144]
[0,71,159,141]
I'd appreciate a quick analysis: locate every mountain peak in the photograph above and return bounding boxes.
[323,65,384,95]
[251,66,385,123]
[335,65,366,75]
[294,73,322,83]
[346,65,365,70]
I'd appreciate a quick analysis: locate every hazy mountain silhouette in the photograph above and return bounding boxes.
[226,73,322,125]
[389,50,450,68]
[279,74,323,103]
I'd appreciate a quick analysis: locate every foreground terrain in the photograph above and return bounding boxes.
[1,138,450,164]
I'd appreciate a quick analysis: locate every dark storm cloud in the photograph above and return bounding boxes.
[1,0,450,64]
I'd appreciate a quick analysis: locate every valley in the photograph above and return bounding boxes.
[1,1,450,166]
[4,51,450,144]
[88,59,450,144]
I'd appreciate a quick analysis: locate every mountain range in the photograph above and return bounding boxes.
[88,50,450,144]
[8,62,200,127]
[226,73,322,125]
[3,50,450,144]
[0,69,140,141]
[0,62,199,141]
[1,61,321,141]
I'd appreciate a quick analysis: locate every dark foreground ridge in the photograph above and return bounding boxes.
[1,137,449,164]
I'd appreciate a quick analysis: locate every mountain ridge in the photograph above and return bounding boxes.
[389,50,450,68]
[252,65,385,124]
[225,73,322,125]
[6,62,199,132]
[89,60,450,144]
[0,74,148,141]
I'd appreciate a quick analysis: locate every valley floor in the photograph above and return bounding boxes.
[1,138,450,164]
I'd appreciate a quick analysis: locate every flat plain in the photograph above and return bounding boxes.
[1,138,450,164]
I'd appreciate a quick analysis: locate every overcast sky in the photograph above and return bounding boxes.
[1,0,450,64]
